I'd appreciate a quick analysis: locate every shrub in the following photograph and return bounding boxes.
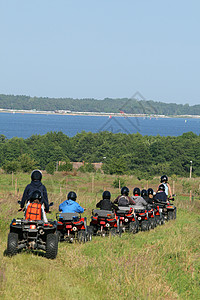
[58,160,72,172]
[46,161,55,175]
[112,177,126,188]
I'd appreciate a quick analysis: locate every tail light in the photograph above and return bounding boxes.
[30,225,36,229]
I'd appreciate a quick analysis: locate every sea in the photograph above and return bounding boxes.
[0,112,199,139]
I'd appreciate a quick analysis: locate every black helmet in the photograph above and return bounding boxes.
[102,191,111,200]
[160,175,168,183]
[141,189,147,197]
[159,184,165,191]
[147,188,154,196]
[31,170,42,181]
[67,191,77,201]
[121,186,129,196]
[133,187,140,196]
[30,190,42,201]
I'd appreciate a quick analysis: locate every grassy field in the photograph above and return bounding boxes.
[0,171,199,300]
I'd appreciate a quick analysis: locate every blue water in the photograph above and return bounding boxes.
[0,112,199,139]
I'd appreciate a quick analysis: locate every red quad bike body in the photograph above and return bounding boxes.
[154,198,176,221]
[129,205,150,231]
[90,209,121,237]
[7,202,58,259]
[56,212,92,243]
[152,204,165,225]
[115,206,139,234]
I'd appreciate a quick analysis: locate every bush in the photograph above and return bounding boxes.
[46,161,55,175]
[78,163,95,173]
[2,160,20,173]
[58,161,72,172]
[112,177,126,188]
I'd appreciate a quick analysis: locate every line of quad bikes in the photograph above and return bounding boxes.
[6,194,176,260]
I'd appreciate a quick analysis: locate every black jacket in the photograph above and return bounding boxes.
[96,199,118,211]
[154,191,167,203]
[21,181,49,212]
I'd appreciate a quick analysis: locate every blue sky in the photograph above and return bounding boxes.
[0,0,200,105]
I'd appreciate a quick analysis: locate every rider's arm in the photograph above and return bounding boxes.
[167,183,172,198]
[113,196,119,204]
[20,185,29,208]
[128,196,135,205]
[75,203,84,213]
[42,185,49,212]
[96,200,102,208]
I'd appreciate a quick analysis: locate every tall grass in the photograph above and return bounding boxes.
[0,172,199,299]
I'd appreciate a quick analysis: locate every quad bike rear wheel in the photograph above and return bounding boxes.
[129,221,139,234]
[78,231,87,243]
[86,227,93,242]
[141,220,149,231]
[168,211,174,220]
[46,233,58,259]
[7,232,18,256]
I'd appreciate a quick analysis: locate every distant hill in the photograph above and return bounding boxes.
[0,94,199,116]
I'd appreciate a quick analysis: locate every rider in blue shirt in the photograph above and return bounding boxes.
[59,191,84,213]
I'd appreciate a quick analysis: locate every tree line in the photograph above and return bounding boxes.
[0,94,200,116]
[0,131,199,178]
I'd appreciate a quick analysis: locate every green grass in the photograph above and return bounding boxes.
[0,172,199,299]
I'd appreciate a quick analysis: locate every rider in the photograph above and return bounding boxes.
[96,191,118,211]
[25,190,48,222]
[132,187,148,207]
[21,170,49,212]
[141,189,148,201]
[157,175,172,198]
[146,188,154,204]
[59,191,84,213]
[154,184,167,202]
[114,186,135,206]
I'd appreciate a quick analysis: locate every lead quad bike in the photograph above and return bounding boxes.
[115,206,139,234]
[90,209,121,237]
[7,201,58,259]
[56,212,92,243]
[129,205,150,231]
[154,197,176,221]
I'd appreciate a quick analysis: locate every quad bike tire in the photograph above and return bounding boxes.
[110,227,122,237]
[78,231,87,243]
[168,211,174,221]
[129,221,139,234]
[141,220,149,231]
[155,216,162,225]
[86,227,93,242]
[46,233,58,259]
[149,218,156,229]
[7,232,18,256]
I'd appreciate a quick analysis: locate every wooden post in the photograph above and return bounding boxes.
[92,175,94,193]
[119,180,121,192]
[190,190,192,202]
[147,180,149,190]
[66,177,68,193]
[60,186,62,194]
[12,171,14,187]
[15,178,17,195]
[173,181,175,195]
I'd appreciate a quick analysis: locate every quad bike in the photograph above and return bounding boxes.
[90,209,121,237]
[146,206,157,229]
[56,212,92,243]
[130,206,150,231]
[7,201,58,259]
[115,206,139,234]
[154,197,176,221]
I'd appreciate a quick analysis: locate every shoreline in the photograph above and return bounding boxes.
[0,108,200,119]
